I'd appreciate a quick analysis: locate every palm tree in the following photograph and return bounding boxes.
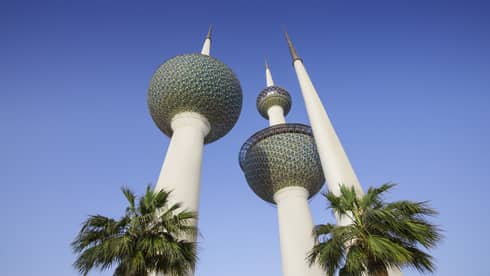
[72,186,197,276]
[308,183,441,276]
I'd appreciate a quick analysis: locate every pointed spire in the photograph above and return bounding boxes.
[201,24,212,56]
[284,31,302,63]
[206,24,213,40]
[265,58,274,86]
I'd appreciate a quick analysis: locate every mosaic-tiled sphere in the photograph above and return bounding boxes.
[256,86,292,119]
[239,123,324,203]
[148,54,243,144]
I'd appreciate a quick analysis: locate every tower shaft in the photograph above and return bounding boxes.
[287,33,403,275]
[267,105,286,125]
[152,112,209,276]
[155,112,210,219]
[274,187,325,276]
[286,32,363,225]
[294,61,403,275]
[293,59,363,199]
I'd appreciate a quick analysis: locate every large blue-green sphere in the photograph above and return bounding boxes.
[239,124,325,203]
[148,54,243,144]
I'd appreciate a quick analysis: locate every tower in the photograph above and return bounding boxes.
[239,62,325,276]
[285,32,364,225]
[147,26,242,243]
[285,32,403,276]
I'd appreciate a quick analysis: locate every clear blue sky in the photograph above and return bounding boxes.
[1,0,489,275]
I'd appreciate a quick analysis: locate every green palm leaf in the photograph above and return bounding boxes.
[309,183,442,275]
[72,185,197,276]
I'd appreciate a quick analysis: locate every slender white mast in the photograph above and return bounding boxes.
[264,61,286,126]
[201,24,212,55]
[285,32,403,276]
[285,32,363,201]
[265,59,274,86]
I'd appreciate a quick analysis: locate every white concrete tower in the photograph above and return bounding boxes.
[285,32,364,222]
[285,32,403,276]
[239,63,324,276]
[147,27,242,275]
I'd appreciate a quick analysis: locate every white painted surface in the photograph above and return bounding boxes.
[265,63,286,126]
[267,105,286,126]
[292,60,363,197]
[273,187,325,276]
[201,38,211,56]
[292,60,402,275]
[152,112,210,276]
[154,112,210,226]
[266,66,274,86]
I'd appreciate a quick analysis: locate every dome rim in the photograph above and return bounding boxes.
[239,123,313,169]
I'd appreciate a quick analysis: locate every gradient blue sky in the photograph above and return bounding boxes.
[1,0,489,275]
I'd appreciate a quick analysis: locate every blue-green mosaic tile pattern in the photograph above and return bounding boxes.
[256,86,292,119]
[239,123,324,203]
[148,54,243,144]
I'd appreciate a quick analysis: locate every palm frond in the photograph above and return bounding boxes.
[361,183,395,209]
[121,187,136,214]
[310,183,441,275]
[72,186,198,275]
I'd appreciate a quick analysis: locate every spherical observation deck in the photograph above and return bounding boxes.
[148,53,243,144]
[239,123,324,203]
[256,86,291,119]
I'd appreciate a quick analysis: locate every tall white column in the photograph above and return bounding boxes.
[154,111,210,225]
[274,187,324,276]
[267,105,286,126]
[288,35,402,275]
[152,112,209,276]
[293,59,363,198]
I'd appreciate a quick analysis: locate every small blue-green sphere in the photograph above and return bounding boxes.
[148,54,243,144]
[256,86,292,119]
[239,124,324,203]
